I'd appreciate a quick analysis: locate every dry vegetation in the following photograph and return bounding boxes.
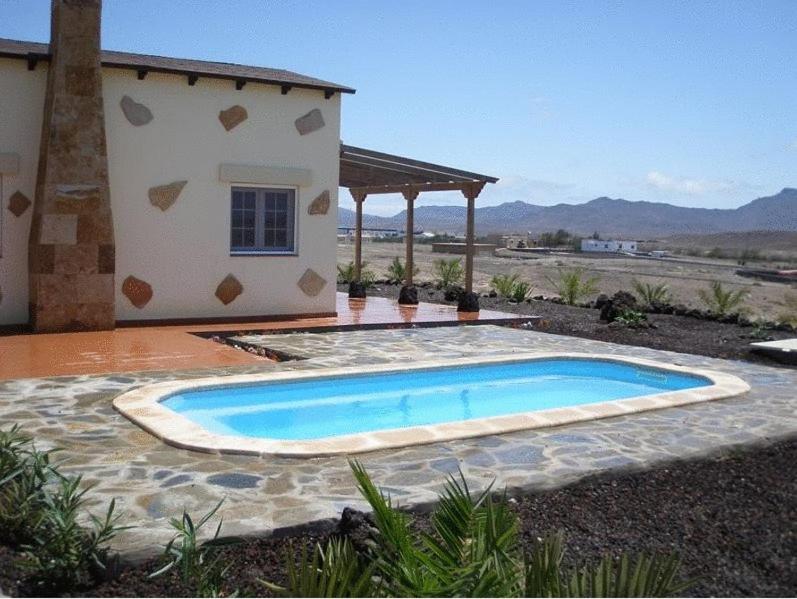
[339,241,796,321]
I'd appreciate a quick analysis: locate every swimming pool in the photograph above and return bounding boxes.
[114,353,750,456]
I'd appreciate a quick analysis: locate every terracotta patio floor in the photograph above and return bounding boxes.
[0,293,527,380]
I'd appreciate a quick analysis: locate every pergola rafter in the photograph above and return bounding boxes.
[339,144,497,312]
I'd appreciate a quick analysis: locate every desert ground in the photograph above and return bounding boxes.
[338,241,796,321]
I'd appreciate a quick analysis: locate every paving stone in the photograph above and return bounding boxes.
[307,190,330,215]
[7,190,31,217]
[294,108,325,135]
[215,274,243,305]
[148,180,187,211]
[0,325,795,558]
[218,104,248,131]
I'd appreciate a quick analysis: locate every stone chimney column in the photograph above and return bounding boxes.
[28,0,115,332]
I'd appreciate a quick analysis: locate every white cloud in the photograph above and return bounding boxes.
[645,171,734,195]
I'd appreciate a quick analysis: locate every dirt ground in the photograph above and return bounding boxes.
[339,242,797,321]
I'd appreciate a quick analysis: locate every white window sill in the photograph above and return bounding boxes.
[230,250,298,257]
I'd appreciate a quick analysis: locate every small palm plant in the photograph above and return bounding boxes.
[265,461,693,597]
[433,258,464,288]
[547,268,600,306]
[491,273,521,297]
[151,499,239,597]
[776,291,797,327]
[337,261,377,287]
[697,281,748,316]
[632,279,671,307]
[492,273,533,302]
[385,257,419,285]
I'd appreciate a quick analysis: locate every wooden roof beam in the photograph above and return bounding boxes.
[348,180,488,197]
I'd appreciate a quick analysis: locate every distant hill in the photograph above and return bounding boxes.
[338,188,797,238]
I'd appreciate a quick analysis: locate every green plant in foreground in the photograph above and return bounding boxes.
[548,268,600,306]
[151,499,239,597]
[265,461,693,597]
[510,280,533,303]
[385,256,419,285]
[22,475,128,591]
[0,424,57,544]
[632,279,671,307]
[433,257,464,288]
[697,280,748,316]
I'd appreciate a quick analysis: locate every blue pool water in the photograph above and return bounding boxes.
[163,358,710,441]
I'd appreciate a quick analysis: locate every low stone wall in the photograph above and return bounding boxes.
[431,242,497,255]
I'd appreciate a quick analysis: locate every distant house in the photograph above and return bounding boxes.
[337,227,401,241]
[581,239,638,253]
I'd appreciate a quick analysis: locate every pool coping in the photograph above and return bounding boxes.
[112,352,751,458]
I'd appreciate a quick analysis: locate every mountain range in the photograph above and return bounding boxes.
[337,188,797,238]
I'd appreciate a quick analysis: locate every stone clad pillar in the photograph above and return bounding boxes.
[28,0,115,332]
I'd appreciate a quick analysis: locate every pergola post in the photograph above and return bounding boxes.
[348,189,367,298]
[399,188,420,305]
[458,182,485,312]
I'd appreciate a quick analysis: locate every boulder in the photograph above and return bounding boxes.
[599,290,638,322]
[348,281,367,298]
[398,285,419,305]
[457,291,480,312]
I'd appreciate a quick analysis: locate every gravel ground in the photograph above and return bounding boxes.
[342,282,796,368]
[1,439,795,597]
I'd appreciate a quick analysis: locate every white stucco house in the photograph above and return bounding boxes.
[580,239,638,253]
[0,2,496,333]
[0,34,356,330]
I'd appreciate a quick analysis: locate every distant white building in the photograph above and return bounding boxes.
[581,239,638,253]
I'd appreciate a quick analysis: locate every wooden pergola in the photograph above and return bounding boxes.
[339,144,498,311]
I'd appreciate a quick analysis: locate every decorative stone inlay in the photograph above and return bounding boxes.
[120,95,153,126]
[218,105,248,131]
[294,109,325,135]
[148,181,187,211]
[297,268,327,297]
[215,274,243,305]
[122,275,153,309]
[7,191,31,217]
[40,214,78,245]
[307,190,330,215]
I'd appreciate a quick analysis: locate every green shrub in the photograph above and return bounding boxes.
[1,424,127,591]
[151,499,239,597]
[547,268,600,305]
[615,309,647,327]
[433,258,464,288]
[632,279,671,307]
[776,291,797,327]
[0,425,56,545]
[491,273,521,297]
[385,256,419,285]
[337,261,376,287]
[491,274,533,302]
[21,476,127,591]
[265,461,693,597]
[697,281,748,316]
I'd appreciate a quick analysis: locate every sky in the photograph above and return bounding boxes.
[1,0,795,216]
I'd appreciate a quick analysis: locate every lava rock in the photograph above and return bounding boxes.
[336,507,379,553]
[398,285,419,305]
[457,291,480,312]
[599,290,638,322]
[444,285,465,302]
[348,281,367,298]
[594,294,610,310]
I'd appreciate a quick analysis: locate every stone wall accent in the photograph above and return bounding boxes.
[40,214,78,245]
[8,191,31,217]
[215,274,243,305]
[122,275,153,309]
[148,181,187,211]
[295,109,325,135]
[307,190,330,215]
[120,95,153,126]
[218,105,248,131]
[28,0,116,332]
[297,268,326,297]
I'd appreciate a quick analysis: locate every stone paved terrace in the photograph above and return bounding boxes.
[1,325,795,559]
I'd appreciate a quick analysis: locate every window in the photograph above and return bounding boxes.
[231,187,296,254]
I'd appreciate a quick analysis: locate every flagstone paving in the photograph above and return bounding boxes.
[1,325,795,558]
